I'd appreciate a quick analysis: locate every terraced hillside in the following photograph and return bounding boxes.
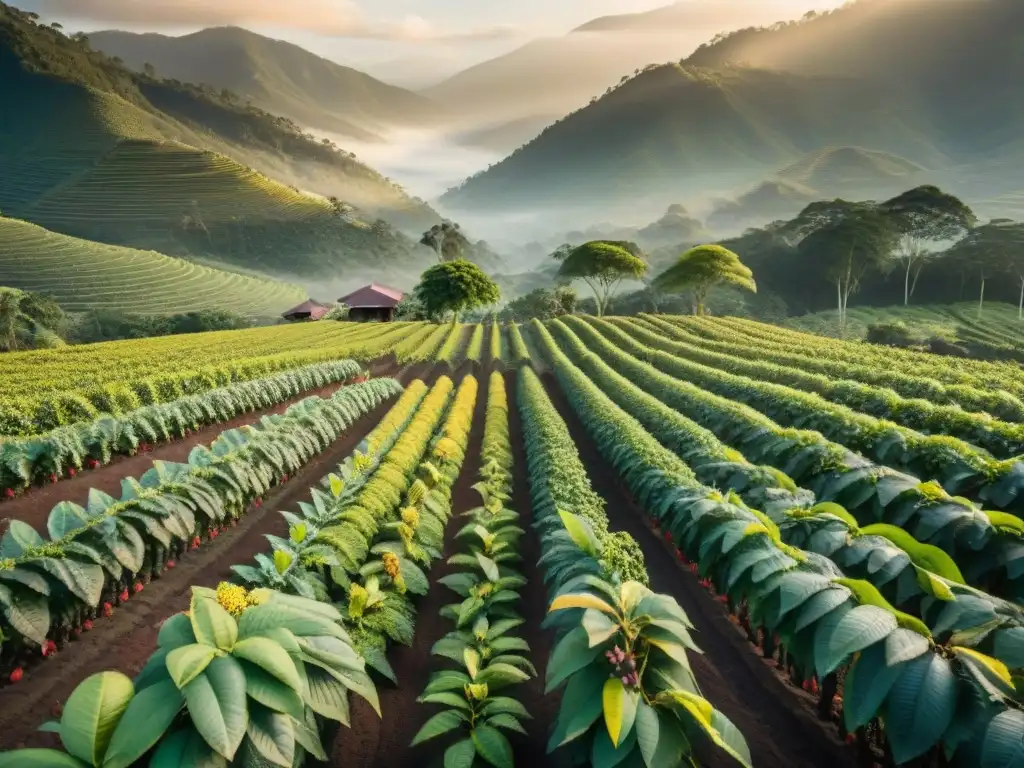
[2,315,1022,768]
[0,216,307,315]
[784,301,1024,358]
[0,3,436,277]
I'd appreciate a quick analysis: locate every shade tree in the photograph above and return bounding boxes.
[880,185,976,305]
[556,240,647,316]
[652,244,756,315]
[413,259,500,321]
[419,221,471,262]
[945,219,1024,316]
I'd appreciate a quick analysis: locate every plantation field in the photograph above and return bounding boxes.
[785,301,1024,354]
[0,217,307,316]
[1,315,1022,768]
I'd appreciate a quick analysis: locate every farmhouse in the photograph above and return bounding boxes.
[281,299,331,322]
[339,283,404,322]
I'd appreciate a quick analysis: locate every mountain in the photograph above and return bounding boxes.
[0,217,307,316]
[441,0,1024,218]
[423,1,813,127]
[442,65,946,212]
[87,27,436,141]
[0,2,439,282]
[709,147,926,231]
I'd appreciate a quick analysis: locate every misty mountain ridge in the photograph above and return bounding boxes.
[88,26,437,142]
[441,0,1024,225]
[0,1,443,290]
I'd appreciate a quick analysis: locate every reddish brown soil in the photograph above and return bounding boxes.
[0,395,398,752]
[0,356,399,536]
[538,373,859,768]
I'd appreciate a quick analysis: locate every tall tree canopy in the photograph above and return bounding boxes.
[414,259,500,321]
[556,240,647,316]
[420,221,470,262]
[652,244,756,315]
[785,200,897,326]
[880,185,976,305]
[945,219,1024,316]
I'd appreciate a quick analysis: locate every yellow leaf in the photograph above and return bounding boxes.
[328,473,344,498]
[603,678,625,746]
[548,593,617,616]
[954,646,1014,688]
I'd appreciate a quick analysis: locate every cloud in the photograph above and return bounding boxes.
[33,0,521,41]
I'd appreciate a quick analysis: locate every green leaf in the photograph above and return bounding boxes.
[475,552,500,582]
[47,502,90,542]
[443,738,476,768]
[0,519,44,558]
[231,637,302,693]
[189,593,238,651]
[291,710,327,761]
[0,749,90,767]
[843,642,906,732]
[245,703,295,767]
[558,510,599,558]
[546,625,602,692]
[602,678,637,747]
[475,662,530,690]
[166,644,218,689]
[472,724,514,768]
[59,671,134,766]
[411,711,466,746]
[583,608,619,648]
[304,665,350,723]
[34,558,104,605]
[1,587,50,646]
[102,679,182,768]
[486,713,527,734]
[981,709,1024,768]
[183,656,249,760]
[884,654,956,764]
[240,661,304,720]
[148,727,227,768]
[814,605,897,676]
[157,613,197,650]
[634,700,660,767]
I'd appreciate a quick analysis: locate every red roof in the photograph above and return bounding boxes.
[338,283,404,308]
[282,299,331,319]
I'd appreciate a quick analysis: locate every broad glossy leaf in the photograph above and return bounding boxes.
[472,724,513,768]
[183,656,249,760]
[60,671,134,766]
[232,637,302,693]
[245,703,295,767]
[411,711,466,746]
[602,678,637,748]
[0,749,90,767]
[102,679,182,768]
[443,738,475,768]
[189,593,238,651]
[884,654,956,764]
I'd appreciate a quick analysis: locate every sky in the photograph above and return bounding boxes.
[19,0,848,78]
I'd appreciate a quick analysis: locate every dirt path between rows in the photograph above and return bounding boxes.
[331,367,490,767]
[539,373,858,768]
[0,357,399,537]
[0,395,397,751]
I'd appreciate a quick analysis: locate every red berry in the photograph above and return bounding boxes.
[9,668,23,683]
[102,602,113,617]
[49,474,58,483]
[119,589,129,602]
[42,640,57,657]
[133,582,143,594]
[68,467,76,477]
[166,560,176,569]
[4,488,14,498]
[51,702,63,718]
[83,620,93,631]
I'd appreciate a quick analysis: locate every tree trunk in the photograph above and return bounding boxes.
[978,276,986,317]
[904,260,912,306]
[836,279,842,326]
[1018,278,1023,321]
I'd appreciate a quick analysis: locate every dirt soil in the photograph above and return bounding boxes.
[0,356,399,536]
[0,395,398,751]
[538,373,859,768]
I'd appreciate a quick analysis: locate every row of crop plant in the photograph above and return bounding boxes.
[704,315,1024,398]
[595,318,1024,515]
[0,380,416,767]
[411,372,535,767]
[531,320,1023,766]
[541,319,1024,674]
[633,315,1024,455]
[0,360,366,496]
[517,365,754,767]
[563,316,1024,603]
[657,315,1024,419]
[0,379,402,684]
[0,322,413,435]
